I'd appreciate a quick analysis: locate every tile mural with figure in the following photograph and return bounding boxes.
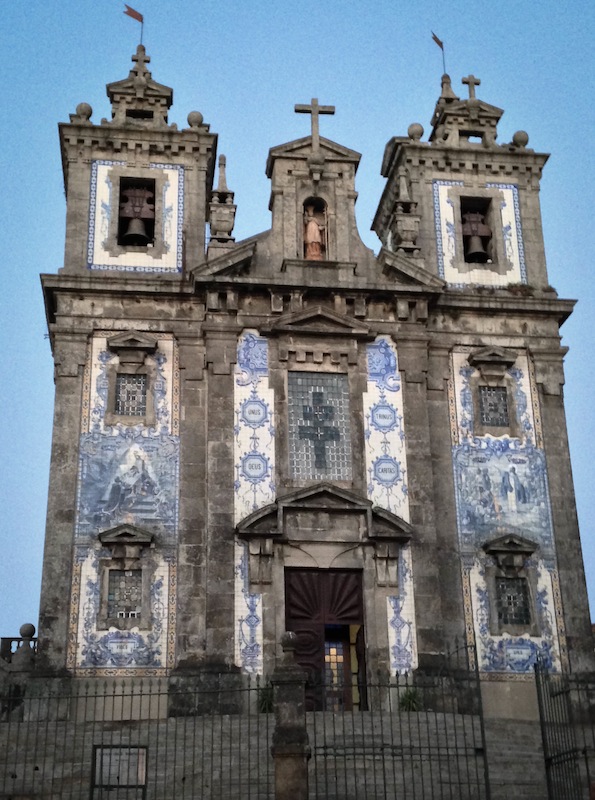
[450,349,565,673]
[67,334,179,674]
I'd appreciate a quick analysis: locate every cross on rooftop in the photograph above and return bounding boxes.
[462,74,481,100]
[294,98,335,153]
[132,45,151,73]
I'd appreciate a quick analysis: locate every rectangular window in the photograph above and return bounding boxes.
[93,746,147,790]
[115,373,147,417]
[107,570,143,619]
[496,576,531,627]
[478,385,509,427]
[287,372,352,481]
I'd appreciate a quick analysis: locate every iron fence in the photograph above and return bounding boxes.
[535,660,595,800]
[0,674,274,800]
[0,662,490,800]
[307,669,489,800]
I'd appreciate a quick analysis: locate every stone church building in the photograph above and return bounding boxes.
[36,46,593,715]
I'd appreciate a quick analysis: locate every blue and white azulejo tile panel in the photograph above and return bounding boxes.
[364,336,409,521]
[365,336,416,673]
[387,544,418,673]
[450,348,564,673]
[433,180,526,287]
[233,331,275,673]
[87,160,184,272]
[67,333,179,674]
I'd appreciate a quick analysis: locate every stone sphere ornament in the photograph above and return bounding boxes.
[407,123,424,141]
[187,111,204,128]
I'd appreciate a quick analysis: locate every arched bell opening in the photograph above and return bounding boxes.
[302,196,328,260]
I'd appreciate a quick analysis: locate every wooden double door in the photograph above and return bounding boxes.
[285,569,366,711]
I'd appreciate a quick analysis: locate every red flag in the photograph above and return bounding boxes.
[431,31,444,50]
[124,4,143,23]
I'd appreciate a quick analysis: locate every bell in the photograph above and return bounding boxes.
[465,235,489,263]
[122,217,150,246]
[462,212,491,263]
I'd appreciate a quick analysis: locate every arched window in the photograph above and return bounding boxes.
[303,197,328,260]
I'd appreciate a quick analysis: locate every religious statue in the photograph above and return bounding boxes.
[303,205,325,260]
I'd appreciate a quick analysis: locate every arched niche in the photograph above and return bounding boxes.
[303,196,328,260]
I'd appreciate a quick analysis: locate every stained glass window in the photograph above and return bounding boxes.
[287,372,352,481]
[107,570,142,619]
[478,385,509,427]
[495,576,531,627]
[115,373,147,417]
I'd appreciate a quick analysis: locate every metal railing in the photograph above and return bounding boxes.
[1,662,490,800]
[1,674,274,800]
[535,660,595,800]
[307,669,489,800]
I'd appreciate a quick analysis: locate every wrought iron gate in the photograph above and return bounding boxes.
[535,659,595,800]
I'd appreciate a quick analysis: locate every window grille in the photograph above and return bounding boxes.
[287,372,352,481]
[495,576,531,627]
[107,570,142,619]
[478,385,509,427]
[115,373,147,416]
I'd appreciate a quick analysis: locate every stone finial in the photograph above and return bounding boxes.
[216,154,229,193]
[440,74,459,101]
[512,130,529,149]
[187,111,204,129]
[10,623,36,672]
[208,155,237,257]
[69,102,93,124]
[407,123,424,141]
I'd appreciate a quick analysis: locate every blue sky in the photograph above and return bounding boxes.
[0,0,593,637]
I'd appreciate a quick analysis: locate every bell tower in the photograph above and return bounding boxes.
[38,48,218,673]
[59,45,216,275]
[374,73,550,290]
[265,97,373,268]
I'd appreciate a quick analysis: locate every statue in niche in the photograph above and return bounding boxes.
[303,203,326,260]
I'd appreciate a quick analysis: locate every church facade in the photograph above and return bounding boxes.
[37,47,593,705]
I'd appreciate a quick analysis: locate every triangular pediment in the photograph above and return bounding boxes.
[99,524,154,546]
[265,305,370,337]
[484,533,537,556]
[266,136,361,176]
[378,248,445,290]
[442,99,504,120]
[107,330,158,353]
[237,483,412,542]
[467,345,517,377]
[107,76,173,103]
[191,240,257,279]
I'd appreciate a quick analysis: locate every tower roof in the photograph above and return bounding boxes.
[430,73,504,148]
[105,45,174,128]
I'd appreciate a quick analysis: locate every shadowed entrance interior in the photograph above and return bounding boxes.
[285,568,366,711]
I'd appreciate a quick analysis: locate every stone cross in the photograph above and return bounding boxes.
[462,75,481,100]
[295,98,335,153]
[299,390,340,470]
[132,45,150,73]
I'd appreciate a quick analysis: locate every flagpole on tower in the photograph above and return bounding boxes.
[431,32,446,74]
[124,4,144,44]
